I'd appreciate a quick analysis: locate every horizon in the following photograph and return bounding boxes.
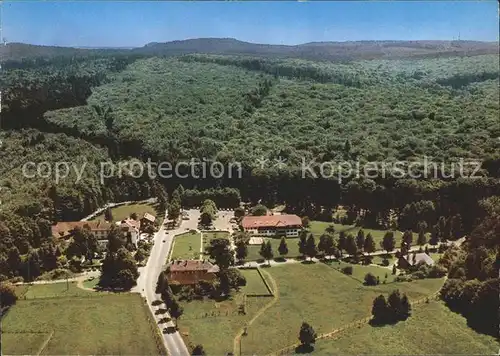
[7,36,500,50]
[2,1,499,47]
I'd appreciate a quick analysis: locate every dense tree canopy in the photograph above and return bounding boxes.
[0,46,498,287]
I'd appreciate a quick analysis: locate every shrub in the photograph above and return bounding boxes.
[10,276,24,283]
[412,270,427,279]
[381,258,390,266]
[395,275,413,282]
[427,264,447,278]
[0,283,17,308]
[364,273,379,286]
[341,266,353,275]
[178,286,195,302]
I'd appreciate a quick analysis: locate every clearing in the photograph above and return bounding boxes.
[170,231,202,261]
[241,262,444,354]
[92,202,158,222]
[178,292,269,355]
[313,301,498,355]
[15,281,96,299]
[202,231,230,253]
[239,268,273,296]
[2,293,163,355]
[326,260,396,284]
[178,262,444,354]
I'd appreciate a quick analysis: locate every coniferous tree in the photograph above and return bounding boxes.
[259,241,273,265]
[363,233,376,255]
[338,231,347,257]
[298,233,307,258]
[305,234,317,261]
[381,231,396,255]
[278,237,289,258]
[356,229,365,251]
[417,225,427,247]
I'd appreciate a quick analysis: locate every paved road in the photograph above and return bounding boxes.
[135,209,200,356]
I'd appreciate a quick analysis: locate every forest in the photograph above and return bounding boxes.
[0,42,499,332]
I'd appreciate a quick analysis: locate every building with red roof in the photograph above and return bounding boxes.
[241,214,302,237]
[166,260,219,286]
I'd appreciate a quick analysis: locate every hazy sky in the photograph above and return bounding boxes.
[2,1,498,47]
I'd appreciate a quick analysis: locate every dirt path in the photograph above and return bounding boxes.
[233,268,280,356]
[75,274,98,292]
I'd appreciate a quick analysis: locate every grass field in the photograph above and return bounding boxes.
[16,281,96,299]
[242,263,444,354]
[240,269,272,296]
[178,292,270,355]
[202,231,230,253]
[181,262,445,355]
[371,254,396,266]
[92,202,158,222]
[313,301,498,355]
[170,231,201,261]
[246,237,300,261]
[326,260,396,284]
[82,278,100,290]
[2,293,162,355]
[1,332,51,355]
[429,252,443,263]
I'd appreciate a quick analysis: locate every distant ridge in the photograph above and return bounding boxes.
[1,38,498,61]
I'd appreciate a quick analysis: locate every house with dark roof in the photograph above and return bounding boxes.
[241,214,302,237]
[166,260,219,286]
[398,252,435,269]
[141,212,156,228]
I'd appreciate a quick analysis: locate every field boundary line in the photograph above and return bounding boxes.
[36,330,54,356]
[233,268,280,356]
[256,267,275,296]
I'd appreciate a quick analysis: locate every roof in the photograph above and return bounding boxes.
[142,213,156,223]
[119,218,140,231]
[241,214,302,229]
[401,252,435,266]
[168,260,219,273]
[51,221,112,238]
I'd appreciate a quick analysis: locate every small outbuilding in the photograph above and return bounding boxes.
[398,252,435,269]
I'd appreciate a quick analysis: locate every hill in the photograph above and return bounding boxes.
[1,38,498,62]
[136,38,499,61]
